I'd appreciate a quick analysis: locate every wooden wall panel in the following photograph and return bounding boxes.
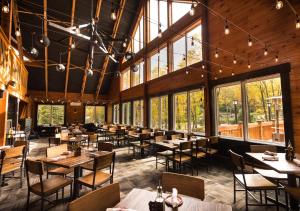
[66,104,84,125]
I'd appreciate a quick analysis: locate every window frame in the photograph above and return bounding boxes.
[84,105,106,124]
[122,102,131,125]
[149,45,168,80]
[37,104,65,126]
[113,104,120,124]
[213,73,285,146]
[133,99,144,126]
[150,95,168,130]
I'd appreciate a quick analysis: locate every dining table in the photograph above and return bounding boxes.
[246,152,300,210]
[42,150,110,199]
[114,188,232,211]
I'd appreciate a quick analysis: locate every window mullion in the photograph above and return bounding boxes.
[187,92,191,133]
[241,81,248,142]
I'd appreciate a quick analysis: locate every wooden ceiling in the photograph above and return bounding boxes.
[16,0,139,96]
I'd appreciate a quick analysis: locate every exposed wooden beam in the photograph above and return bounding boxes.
[95,0,126,99]
[12,0,23,62]
[64,0,76,99]
[43,0,48,97]
[80,0,103,97]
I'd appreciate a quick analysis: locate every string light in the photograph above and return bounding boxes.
[2,4,9,13]
[189,1,195,16]
[248,60,251,69]
[275,55,279,62]
[201,74,204,78]
[214,76,218,80]
[111,3,117,21]
[296,16,300,29]
[71,41,76,49]
[248,34,253,47]
[201,64,205,69]
[231,71,235,76]
[191,37,195,46]
[214,48,219,58]
[158,23,162,38]
[264,45,268,56]
[15,27,21,37]
[219,67,222,73]
[224,19,230,35]
[75,26,80,34]
[276,0,283,10]
[186,70,189,74]
[123,38,127,48]
[233,56,237,64]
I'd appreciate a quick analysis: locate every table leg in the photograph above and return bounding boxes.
[288,174,299,211]
[172,149,176,171]
[73,166,81,199]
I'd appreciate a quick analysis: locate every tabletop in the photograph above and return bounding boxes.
[115,188,232,211]
[246,152,300,174]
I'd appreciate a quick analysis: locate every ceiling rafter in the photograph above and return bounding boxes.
[43,0,48,97]
[80,0,103,97]
[64,0,77,99]
[12,0,23,62]
[95,0,126,99]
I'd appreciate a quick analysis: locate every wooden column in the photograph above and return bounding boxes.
[0,91,9,146]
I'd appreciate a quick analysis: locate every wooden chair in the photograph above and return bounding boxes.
[229,150,279,211]
[76,152,115,191]
[192,138,208,174]
[46,144,73,178]
[168,141,193,174]
[155,136,172,170]
[25,159,73,211]
[68,183,120,211]
[131,133,151,158]
[161,172,204,200]
[0,145,26,187]
[48,137,61,147]
[206,136,219,156]
[115,129,126,146]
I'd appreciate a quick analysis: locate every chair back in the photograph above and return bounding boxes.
[250,145,277,153]
[94,152,115,171]
[155,135,167,142]
[4,145,25,159]
[161,172,204,200]
[103,125,109,130]
[154,131,164,136]
[196,138,208,149]
[116,129,126,136]
[109,127,116,133]
[98,142,114,152]
[68,183,120,211]
[25,159,44,190]
[142,129,151,134]
[140,133,151,140]
[46,144,68,158]
[180,141,192,151]
[171,134,183,140]
[128,130,136,136]
[14,140,28,148]
[0,151,5,175]
[89,134,98,143]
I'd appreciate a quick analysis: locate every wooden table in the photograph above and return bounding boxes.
[115,188,232,211]
[42,151,110,198]
[247,152,300,210]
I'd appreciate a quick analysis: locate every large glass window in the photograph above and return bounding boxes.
[122,102,131,125]
[173,25,202,71]
[132,61,144,86]
[150,95,168,130]
[113,104,119,124]
[150,47,168,80]
[245,76,284,144]
[171,1,191,24]
[174,89,205,133]
[214,74,284,145]
[37,104,65,126]
[122,69,130,91]
[215,84,243,139]
[149,0,168,41]
[133,100,144,126]
[85,106,105,124]
[133,16,144,53]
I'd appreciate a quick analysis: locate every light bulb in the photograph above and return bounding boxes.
[264,47,268,56]
[2,5,9,13]
[87,68,93,76]
[75,26,80,34]
[111,10,117,20]
[231,72,235,76]
[111,53,115,58]
[71,41,75,49]
[248,61,251,69]
[219,68,222,73]
[158,28,162,38]
[201,74,204,78]
[275,55,278,62]
[248,35,253,47]
[189,4,195,16]
[186,70,189,74]
[15,29,21,37]
[191,37,195,46]
[30,47,38,56]
[276,0,283,10]
[214,77,218,80]
[122,39,127,48]
[233,56,237,64]
[296,18,300,29]
[202,64,205,69]
[214,49,219,58]
[224,20,230,35]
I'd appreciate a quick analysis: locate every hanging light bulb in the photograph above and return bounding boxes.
[248,60,251,69]
[2,4,9,13]
[158,23,162,38]
[201,64,205,69]
[231,71,235,76]
[233,56,237,64]
[248,34,253,47]
[275,55,279,62]
[71,41,76,49]
[191,36,195,46]
[30,47,38,57]
[219,67,222,73]
[201,73,204,78]
[214,48,219,58]
[111,52,115,58]
[276,0,283,10]
[264,45,268,56]
[75,25,80,34]
[214,76,218,80]
[111,4,117,21]
[224,19,230,35]
[296,16,300,29]
[15,27,21,37]
[189,2,195,16]
[186,70,189,74]
[122,38,127,48]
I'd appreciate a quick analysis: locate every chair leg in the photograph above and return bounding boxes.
[264,190,267,204]
[245,189,248,211]
[41,196,44,211]
[26,190,30,211]
[275,189,279,211]
[20,169,23,188]
[155,155,158,169]
[233,178,236,203]
[62,187,64,200]
[259,190,262,204]
[70,184,73,201]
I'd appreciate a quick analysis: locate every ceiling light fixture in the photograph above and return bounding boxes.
[296,16,300,29]
[201,64,205,69]
[233,56,237,64]
[276,0,283,10]
[30,32,39,57]
[264,45,268,56]
[2,3,9,13]
[189,1,195,16]
[71,40,76,49]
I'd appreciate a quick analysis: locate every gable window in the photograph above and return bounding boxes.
[113,104,119,124]
[133,16,144,53]
[122,102,131,125]
[171,1,192,24]
[132,61,144,86]
[150,47,168,80]
[37,104,65,126]
[85,106,105,124]
[122,69,131,91]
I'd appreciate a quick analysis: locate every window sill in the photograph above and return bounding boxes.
[219,136,285,147]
